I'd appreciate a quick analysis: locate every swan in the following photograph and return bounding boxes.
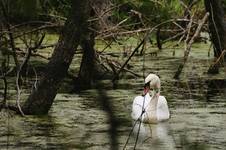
[131,73,170,123]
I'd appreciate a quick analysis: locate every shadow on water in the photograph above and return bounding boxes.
[96,85,119,150]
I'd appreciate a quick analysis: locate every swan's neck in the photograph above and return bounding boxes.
[147,94,158,123]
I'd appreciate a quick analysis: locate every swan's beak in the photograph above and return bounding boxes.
[143,87,149,96]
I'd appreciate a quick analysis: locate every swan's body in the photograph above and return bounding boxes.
[131,73,170,123]
[131,93,170,123]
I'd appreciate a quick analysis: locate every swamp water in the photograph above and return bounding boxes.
[0,43,226,150]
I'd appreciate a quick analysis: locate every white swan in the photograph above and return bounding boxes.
[131,73,170,123]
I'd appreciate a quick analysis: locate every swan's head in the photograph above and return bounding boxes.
[143,73,161,96]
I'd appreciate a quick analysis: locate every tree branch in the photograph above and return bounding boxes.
[0,0,19,68]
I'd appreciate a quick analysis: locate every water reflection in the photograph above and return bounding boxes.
[0,113,67,149]
[132,122,176,150]
[1,46,226,149]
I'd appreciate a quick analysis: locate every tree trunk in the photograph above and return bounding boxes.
[204,0,226,73]
[22,0,90,115]
[75,32,96,90]
[75,31,110,90]
[74,0,113,91]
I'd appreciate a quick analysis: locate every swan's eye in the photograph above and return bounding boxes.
[144,82,150,88]
[150,88,160,93]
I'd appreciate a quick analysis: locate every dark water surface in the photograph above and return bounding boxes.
[1,45,226,150]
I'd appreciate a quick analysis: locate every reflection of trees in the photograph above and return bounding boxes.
[178,133,209,150]
[2,115,68,149]
[133,122,176,150]
[75,85,119,150]
[206,79,226,101]
[132,122,210,150]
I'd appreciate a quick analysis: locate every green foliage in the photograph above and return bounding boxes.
[39,0,71,17]
[3,0,206,28]
[3,0,71,23]
[112,0,184,28]
[113,0,204,27]
[222,0,226,12]
[7,0,42,22]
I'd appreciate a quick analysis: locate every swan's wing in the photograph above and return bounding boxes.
[157,96,170,121]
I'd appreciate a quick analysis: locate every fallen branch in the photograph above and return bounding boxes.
[112,39,145,82]
[174,12,209,79]
[111,19,178,82]
[16,50,50,60]
[99,18,200,39]
[114,65,142,78]
[1,105,21,114]
[106,59,141,78]
[2,43,55,60]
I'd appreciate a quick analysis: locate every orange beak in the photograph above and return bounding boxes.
[143,86,149,96]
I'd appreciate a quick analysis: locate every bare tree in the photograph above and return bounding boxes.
[22,0,90,114]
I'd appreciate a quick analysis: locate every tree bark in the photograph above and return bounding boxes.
[204,0,226,73]
[74,0,113,91]
[75,32,96,90]
[22,0,90,115]
[75,31,111,90]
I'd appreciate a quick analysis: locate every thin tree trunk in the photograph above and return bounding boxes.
[75,0,113,90]
[22,0,90,115]
[204,0,226,73]
[75,31,111,90]
[156,27,162,50]
[76,32,96,90]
